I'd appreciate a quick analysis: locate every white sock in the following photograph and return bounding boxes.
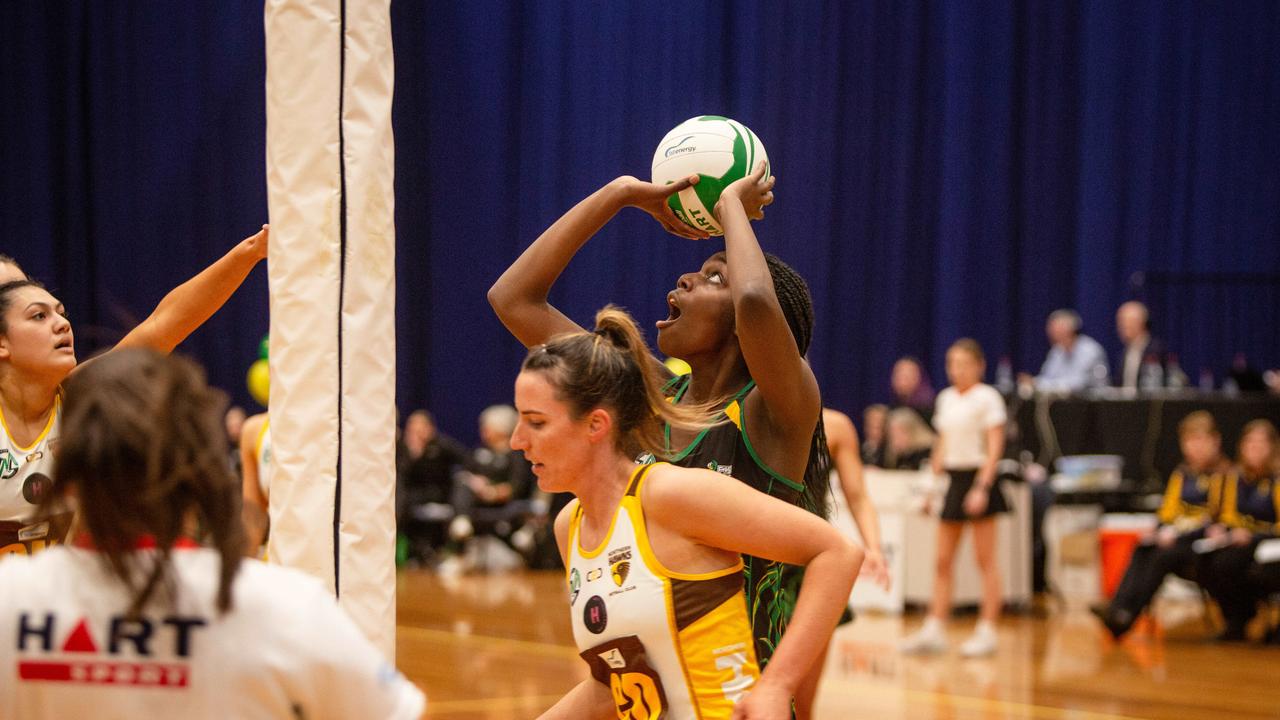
[974,620,996,636]
[922,616,946,635]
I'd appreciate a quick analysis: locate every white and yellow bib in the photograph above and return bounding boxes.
[567,463,759,719]
[0,395,62,555]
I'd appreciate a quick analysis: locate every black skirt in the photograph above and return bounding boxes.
[940,468,1008,521]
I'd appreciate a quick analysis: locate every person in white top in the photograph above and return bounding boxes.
[0,227,268,549]
[514,306,861,720]
[901,338,1007,658]
[0,349,425,719]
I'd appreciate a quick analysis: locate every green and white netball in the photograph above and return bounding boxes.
[651,116,769,236]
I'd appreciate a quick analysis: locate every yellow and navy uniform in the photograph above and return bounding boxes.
[0,395,69,556]
[567,463,760,719]
[1220,468,1279,536]
[1156,463,1230,532]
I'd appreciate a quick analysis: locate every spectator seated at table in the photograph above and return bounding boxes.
[1200,419,1280,641]
[891,356,936,425]
[1032,309,1109,393]
[1114,301,1168,391]
[884,407,935,470]
[1091,411,1231,639]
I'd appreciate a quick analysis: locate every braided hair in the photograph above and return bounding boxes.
[762,253,832,519]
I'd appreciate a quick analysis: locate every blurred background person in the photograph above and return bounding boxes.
[396,409,468,566]
[890,356,935,424]
[224,405,246,477]
[1114,301,1167,391]
[1200,419,1279,641]
[1091,411,1231,639]
[883,407,936,471]
[1032,309,1109,392]
[861,403,889,467]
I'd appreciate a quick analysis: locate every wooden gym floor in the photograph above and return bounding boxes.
[395,570,1280,719]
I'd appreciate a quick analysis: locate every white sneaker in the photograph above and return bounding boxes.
[448,515,474,542]
[959,622,997,657]
[900,618,949,654]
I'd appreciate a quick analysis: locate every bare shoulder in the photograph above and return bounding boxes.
[642,462,743,514]
[553,499,579,552]
[822,408,855,444]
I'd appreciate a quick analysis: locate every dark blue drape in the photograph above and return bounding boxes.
[4,2,1278,445]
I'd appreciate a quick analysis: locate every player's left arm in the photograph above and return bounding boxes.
[647,466,862,713]
[111,225,268,355]
[825,409,890,591]
[714,164,820,459]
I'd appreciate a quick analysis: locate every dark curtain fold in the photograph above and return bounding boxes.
[3,1,1278,444]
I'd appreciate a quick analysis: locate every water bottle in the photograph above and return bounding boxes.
[995,356,1014,395]
[1198,368,1214,392]
[1138,354,1163,392]
[1165,353,1188,390]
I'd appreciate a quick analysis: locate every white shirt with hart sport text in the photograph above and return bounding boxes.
[0,546,425,720]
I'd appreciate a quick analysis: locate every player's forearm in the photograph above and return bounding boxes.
[756,541,862,695]
[537,679,615,720]
[119,229,266,353]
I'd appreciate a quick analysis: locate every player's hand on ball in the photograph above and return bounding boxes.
[614,175,710,240]
[716,161,774,222]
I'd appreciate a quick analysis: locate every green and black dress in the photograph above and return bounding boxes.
[640,375,826,669]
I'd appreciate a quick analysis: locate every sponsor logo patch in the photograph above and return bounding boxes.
[583,596,608,634]
[568,568,581,605]
[0,449,18,480]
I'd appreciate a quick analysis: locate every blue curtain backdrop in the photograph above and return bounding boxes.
[3,1,1278,445]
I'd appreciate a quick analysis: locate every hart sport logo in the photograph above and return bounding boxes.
[0,449,18,480]
[15,612,207,688]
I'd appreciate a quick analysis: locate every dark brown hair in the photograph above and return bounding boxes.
[522,305,721,458]
[43,348,243,616]
[0,279,45,335]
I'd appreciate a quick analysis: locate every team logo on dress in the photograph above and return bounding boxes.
[611,561,630,587]
[568,568,582,605]
[22,473,51,505]
[25,451,43,463]
[583,595,608,634]
[0,449,18,480]
[587,568,604,582]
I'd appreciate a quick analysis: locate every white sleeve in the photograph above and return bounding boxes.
[294,586,426,720]
[982,387,1007,428]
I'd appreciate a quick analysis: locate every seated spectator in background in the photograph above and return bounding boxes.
[861,403,889,466]
[0,253,26,283]
[891,356,936,423]
[1092,411,1231,639]
[448,404,541,565]
[239,412,271,556]
[1199,419,1279,641]
[883,407,935,470]
[397,409,468,563]
[1114,301,1166,391]
[1034,309,1109,392]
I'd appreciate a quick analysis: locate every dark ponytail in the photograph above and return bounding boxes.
[44,349,243,616]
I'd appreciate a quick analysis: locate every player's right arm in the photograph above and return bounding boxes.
[488,176,704,348]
